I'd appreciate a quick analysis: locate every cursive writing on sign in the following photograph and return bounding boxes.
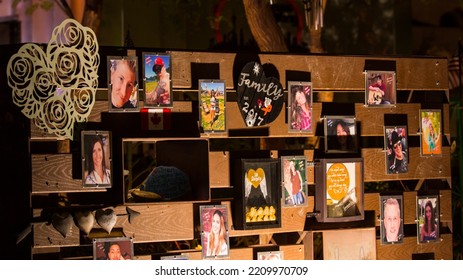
[238,73,284,100]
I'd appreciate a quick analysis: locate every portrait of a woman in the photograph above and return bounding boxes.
[82,131,111,187]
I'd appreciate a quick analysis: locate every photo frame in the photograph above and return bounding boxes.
[324,115,358,153]
[417,195,440,244]
[143,52,172,108]
[257,251,284,260]
[384,126,408,174]
[234,158,281,230]
[365,70,396,106]
[420,109,442,156]
[280,156,308,207]
[107,56,139,111]
[81,130,112,188]
[93,237,134,260]
[160,255,190,260]
[199,205,230,259]
[199,80,227,133]
[287,81,313,133]
[314,158,364,223]
[122,138,210,203]
[380,195,404,244]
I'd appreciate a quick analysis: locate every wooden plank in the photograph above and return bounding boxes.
[376,233,453,260]
[443,103,450,135]
[183,251,202,260]
[440,189,452,223]
[225,102,321,137]
[170,52,448,91]
[279,244,305,260]
[321,228,377,260]
[31,154,98,193]
[33,223,80,248]
[113,204,194,242]
[364,193,380,227]
[304,150,315,185]
[177,248,253,260]
[355,103,421,136]
[33,204,194,248]
[362,147,451,182]
[30,101,192,138]
[398,58,448,90]
[302,231,314,260]
[403,191,418,225]
[227,200,313,237]
[209,151,230,188]
[229,248,253,260]
[171,52,236,89]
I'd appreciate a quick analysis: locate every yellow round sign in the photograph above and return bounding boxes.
[326,163,350,201]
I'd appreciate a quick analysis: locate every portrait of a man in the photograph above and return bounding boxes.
[380,196,404,244]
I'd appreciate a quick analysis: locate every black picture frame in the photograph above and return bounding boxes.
[232,158,281,230]
[315,158,364,223]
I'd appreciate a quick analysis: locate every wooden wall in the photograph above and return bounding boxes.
[29,50,452,259]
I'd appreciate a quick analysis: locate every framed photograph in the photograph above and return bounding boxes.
[93,237,133,260]
[199,80,226,133]
[380,195,404,244]
[160,255,190,260]
[81,130,112,188]
[143,53,172,108]
[257,251,284,260]
[122,138,210,203]
[324,116,357,152]
[233,158,281,230]
[365,70,396,106]
[280,156,308,207]
[314,158,364,223]
[384,126,408,174]
[107,56,139,111]
[199,205,229,259]
[420,109,442,156]
[288,81,313,133]
[417,195,440,243]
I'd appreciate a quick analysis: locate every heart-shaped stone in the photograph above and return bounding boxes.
[95,208,117,234]
[247,168,265,188]
[74,210,95,235]
[237,61,284,127]
[51,212,74,238]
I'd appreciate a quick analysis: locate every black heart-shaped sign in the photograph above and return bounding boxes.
[237,62,284,127]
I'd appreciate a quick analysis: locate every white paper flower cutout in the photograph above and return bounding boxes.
[7,19,100,139]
